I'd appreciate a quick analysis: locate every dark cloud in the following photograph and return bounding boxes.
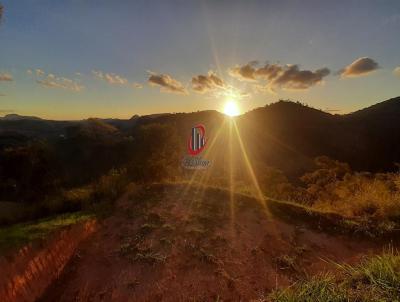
[340,57,379,77]
[229,61,258,81]
[191,71,225,93]
[271,65,330,90]
[230,61,330,90]
[0,72,13,81]
[256,64,284,80]
[148,72,187,94]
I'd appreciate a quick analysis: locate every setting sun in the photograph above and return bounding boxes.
[223,100,240,117]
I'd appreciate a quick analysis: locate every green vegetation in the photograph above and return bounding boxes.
[0,212,93,254]
[270,249,400,302]
[0,168,128,225]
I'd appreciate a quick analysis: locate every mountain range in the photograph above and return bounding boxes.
[1,96,400,174]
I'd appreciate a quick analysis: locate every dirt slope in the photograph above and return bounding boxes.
[39,183,385,302]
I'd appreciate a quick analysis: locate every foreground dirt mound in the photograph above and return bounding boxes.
[40,183,382,301]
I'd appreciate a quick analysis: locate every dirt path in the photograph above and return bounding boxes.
[39,183,387,302]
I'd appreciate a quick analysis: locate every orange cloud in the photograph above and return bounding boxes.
[0,72,13,81]
[148,72,187,94]
[92,70,128,85]
[393,66,400,77]
[36,74,84,92]
[340,57,379,77]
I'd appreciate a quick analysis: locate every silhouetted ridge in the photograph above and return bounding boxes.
[1,97,400,173]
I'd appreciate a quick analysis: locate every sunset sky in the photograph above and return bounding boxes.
[0,0,400,120]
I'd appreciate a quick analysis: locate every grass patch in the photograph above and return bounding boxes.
[134,250,167,264]
[119,241,166,265]
[270,273,346,302]
[267,197,400,238]
[0,212,94,254]
[270,249,400,302]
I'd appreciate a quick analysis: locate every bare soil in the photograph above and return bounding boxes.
[39,183,389,302]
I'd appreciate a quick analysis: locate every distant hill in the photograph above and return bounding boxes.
[233,97,400,173]
[1,97,400,174]
[0,114,42,121]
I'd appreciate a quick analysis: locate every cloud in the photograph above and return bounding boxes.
[191,71,225,93]
[92,70,128,85]
[132,82,143,89]
[393,66,400,77]
[271,65,330,90]
[148,72,187,94]
[0,72,13,81]
[36,69,45,76]
[340,57,379,77]
[36,74,84,92]
[229,61,330,91]
[229,61,259,81]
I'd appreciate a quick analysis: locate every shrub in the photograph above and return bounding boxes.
[92,168,128,202]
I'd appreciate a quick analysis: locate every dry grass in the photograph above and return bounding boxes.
[310,174,398,217]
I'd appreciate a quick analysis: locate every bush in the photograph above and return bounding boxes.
[92,168,128,201]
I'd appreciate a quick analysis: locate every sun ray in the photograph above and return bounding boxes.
[228,120,236,238]
[232,120,271,216]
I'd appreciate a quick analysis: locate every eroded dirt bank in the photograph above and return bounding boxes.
[38,183,392,302]
[0,219,97,302]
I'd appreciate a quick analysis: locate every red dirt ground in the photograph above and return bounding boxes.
[39,183,388,302]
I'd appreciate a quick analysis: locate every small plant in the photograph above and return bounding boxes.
[119,242,137,256]
[197,247,218,264]
[275,254,297,271]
